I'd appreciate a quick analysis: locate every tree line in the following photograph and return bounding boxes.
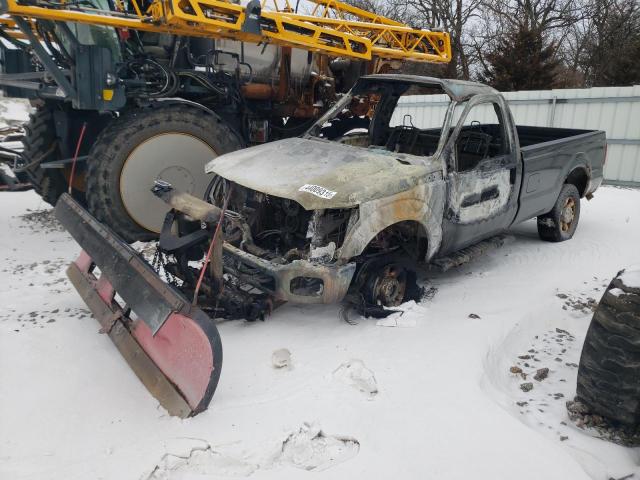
[350,0,640,90]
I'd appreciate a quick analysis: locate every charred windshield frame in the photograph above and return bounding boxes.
[304,79,459,167]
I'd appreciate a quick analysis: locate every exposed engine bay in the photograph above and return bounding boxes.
[206,176,352,264]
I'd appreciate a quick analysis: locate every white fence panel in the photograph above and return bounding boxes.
[391,94,450,129]
[395,85,640,185]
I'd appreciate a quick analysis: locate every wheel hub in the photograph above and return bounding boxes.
[370,264,407,307]
[379,277,401,303]
[157,165,196,192]
[561,197,576,232]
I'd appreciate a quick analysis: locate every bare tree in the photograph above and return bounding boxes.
[468,0,591,87]
[579,0,640,85]
[404,0,483,79]
[481,0,584,32]
[344,0,411,21]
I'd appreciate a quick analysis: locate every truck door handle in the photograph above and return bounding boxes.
[461,186,499,207]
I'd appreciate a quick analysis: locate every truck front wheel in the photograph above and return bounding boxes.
[537,183,580,242]
[353,256,422,318]
[85,105,243,242]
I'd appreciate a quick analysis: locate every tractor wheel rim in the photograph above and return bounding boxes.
[561,197,576,232]
[120,133,217,233]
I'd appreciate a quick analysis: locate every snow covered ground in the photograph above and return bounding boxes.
[1,184,639,480]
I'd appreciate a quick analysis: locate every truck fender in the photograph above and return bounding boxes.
[564,154,591,197]
[337,181,446,262]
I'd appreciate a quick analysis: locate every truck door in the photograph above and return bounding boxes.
[440,94,521,254]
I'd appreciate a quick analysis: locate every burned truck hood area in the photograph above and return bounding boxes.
[205,138,441,210]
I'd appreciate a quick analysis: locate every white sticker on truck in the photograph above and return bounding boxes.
[298,184,337,199]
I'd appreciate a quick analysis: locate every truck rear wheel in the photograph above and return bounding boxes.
[86,105,243,242]
[21,106,67,205]
[576,268,640,426]
[537,184,580,242]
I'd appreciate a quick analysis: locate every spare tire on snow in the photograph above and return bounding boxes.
[576,268,640,426]
[86,104,243,243]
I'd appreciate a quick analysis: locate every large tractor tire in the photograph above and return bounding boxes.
[576,268,640,426]
[21,106,67,205]
[85,105,243,243]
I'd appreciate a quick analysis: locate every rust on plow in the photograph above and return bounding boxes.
[56,194,222,417]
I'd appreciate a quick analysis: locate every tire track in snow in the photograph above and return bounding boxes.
[144,423,359,479]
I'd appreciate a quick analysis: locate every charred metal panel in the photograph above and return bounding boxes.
[205,137,441,210]
[222,243,356,304]
[447,169,512,224]
[338,179,445,262]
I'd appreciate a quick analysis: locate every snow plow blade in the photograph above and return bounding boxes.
[54,193,222,418]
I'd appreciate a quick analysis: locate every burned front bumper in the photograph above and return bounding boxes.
[222,243,356,304]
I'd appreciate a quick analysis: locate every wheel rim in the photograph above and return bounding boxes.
[370,264,407,307]
[120,133,217,233]
[560,197,576,232]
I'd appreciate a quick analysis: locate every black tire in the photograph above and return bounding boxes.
[21,107,67,205]
[537,184,580,242]
[86,105,243,243]
[576,268,640,426]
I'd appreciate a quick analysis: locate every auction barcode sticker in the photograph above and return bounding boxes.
[298,184,337,199]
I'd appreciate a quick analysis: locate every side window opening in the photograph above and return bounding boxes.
[454,101,509,173]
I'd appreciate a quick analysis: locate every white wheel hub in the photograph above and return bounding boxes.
[119,133,217,233]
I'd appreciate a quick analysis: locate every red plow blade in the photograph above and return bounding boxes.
[56,194,222,417]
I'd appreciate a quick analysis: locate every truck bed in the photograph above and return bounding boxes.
[516,125,600,149]
[514,125,606,224]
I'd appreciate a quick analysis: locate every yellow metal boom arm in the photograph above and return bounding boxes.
[0,0,450,63]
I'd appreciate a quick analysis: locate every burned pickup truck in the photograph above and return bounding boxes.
[56,75,606,416]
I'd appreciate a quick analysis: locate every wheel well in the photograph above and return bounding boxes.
[362,220,429,261]
[565,167,589,197]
